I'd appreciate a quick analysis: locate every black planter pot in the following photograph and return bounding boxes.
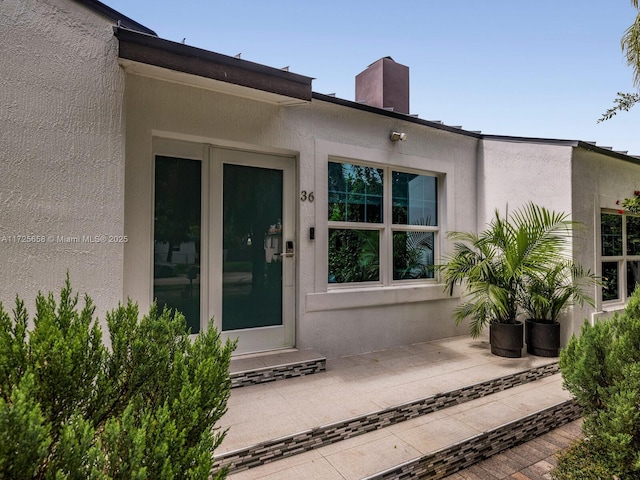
[525,319,560,357]
[490,322,524,358]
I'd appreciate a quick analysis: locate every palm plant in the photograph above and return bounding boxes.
[521,260,597,324]
[439,203,574,338]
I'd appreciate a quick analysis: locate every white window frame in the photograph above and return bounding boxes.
[327,159,439,289]
[601,209,640,305]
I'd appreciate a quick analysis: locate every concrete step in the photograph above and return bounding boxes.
[214,335,571,477]
[225,375,579,480]
[230,349,326,388]
[216,363,559,474]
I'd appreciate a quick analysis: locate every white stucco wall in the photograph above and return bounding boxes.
[479,139,640,344]
[571,148,640,331]
[478,140,573,229]
[479,139,581,344]
[0,0,125,320]
[123,73,478,357]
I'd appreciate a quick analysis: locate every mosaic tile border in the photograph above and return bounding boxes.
[230,358,326,389]
[363,399,582,480]
[215,362,559,473]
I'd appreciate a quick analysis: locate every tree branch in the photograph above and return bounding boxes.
[598,92,640,122]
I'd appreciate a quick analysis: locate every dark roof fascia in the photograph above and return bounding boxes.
[75,0,157,36]
[576,140,640,165]
[115,27,313,102]
[483,134,640,165]
[482,134,580,147]
[312,95,640,164]
[312,92,483,139]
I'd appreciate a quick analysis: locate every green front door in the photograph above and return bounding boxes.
[213,148,295,353]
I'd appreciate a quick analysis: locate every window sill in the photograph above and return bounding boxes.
[600,302,626,313]
[305,283,460,312]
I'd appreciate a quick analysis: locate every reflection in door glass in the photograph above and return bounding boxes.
[223,164,283,331]
[153,156,201,333]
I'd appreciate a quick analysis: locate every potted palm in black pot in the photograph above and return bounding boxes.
[522,261,597,357]
[439,203,574,358]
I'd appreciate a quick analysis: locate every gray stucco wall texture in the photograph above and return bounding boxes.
[0,0,126,322]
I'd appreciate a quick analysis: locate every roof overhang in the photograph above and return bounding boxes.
[483,134,640,164]
[115,27,313,106]
[76,0,157,35]
[311,93,483,139]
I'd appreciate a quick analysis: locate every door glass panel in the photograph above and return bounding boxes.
[223,164,283,331]
[153,156,201,333]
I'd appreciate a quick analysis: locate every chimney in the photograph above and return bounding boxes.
[355,57,409,114]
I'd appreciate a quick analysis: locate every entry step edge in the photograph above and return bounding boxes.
[230,349,326,388]
[362,399,582,480]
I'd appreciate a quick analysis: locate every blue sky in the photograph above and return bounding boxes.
[107,1,639,154]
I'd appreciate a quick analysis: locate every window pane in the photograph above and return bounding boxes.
[328,229,379,283]
[328,162,383,223]
[154,156,201,333]
[602,261,619,301]
[627,261,640,298]
[601,213,622,256]
[627,216,640,256]
[392,172,437,226]
[393,231,434,280]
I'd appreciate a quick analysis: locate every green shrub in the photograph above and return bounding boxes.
[557,287,640,479]
[552,439,618,480]
[0,276,236,479]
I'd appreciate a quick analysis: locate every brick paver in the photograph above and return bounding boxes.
[443,418,583,480]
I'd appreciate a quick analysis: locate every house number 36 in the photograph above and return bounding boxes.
[300,191,314,202]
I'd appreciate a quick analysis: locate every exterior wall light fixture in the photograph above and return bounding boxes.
[390,131,407,142]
